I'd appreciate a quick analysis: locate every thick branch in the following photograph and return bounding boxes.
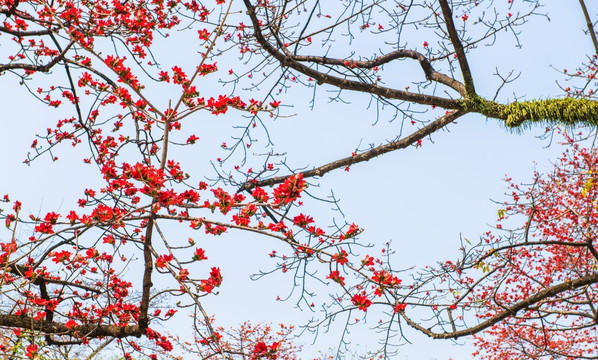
[4,0,19,17]
[239,109,467,191]
[0,315,142,338]
[438,0,476,96]
[138,217,154,330]
[473,97,598,128]
[282,50,466,96]
[402,272,598,339]
[579,0,598,55]
[0,26,55,36]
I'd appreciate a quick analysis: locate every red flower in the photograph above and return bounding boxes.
[199,267,223,293]
[103,234,115,245]
[371,270,401,286]
[34,222,54,234]
[393,303,407,313]
[186,134,199,144]
[65,319,78,329]
[155,254,173,268]
[85,248,97,259]
[273,174,306,205]
[66,210,78,224]
[198,29,210,40]
[193,248,207,261]
[51,250,71,264]
[332,249,349,265]
[327,270,345,286]
[252,340,279,359]
[178,268,189,281]
[44,212,60,224]
[351,292,372,311]
[209,267,222,286]
[199,279,215,293]
[158,70,169,82]
[252,187,269,202]
[25,344,38,359]
[293,213,314,227]
[199,63,218,76]
[340,223,360,240]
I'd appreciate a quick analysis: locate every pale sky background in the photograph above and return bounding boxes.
[0,1,596,359]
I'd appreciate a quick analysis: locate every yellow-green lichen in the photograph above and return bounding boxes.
[501,98,598,128]
[463,97,598,129]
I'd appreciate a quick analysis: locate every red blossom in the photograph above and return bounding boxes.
[25,344,38,359]
[393,303,407,313]
[155,254,173,269]
[327,270,345,286]
[332,249,349,265]
[252,341,279,359]
[65,319,78,329]
[351,292,372,312]
[273,174,306,206]
[292,213,314,227]
[34,222,54,234]
[193,248,208,261]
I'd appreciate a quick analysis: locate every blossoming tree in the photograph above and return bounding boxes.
[2,0,598,359]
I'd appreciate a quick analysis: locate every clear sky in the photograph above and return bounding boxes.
[1,1,596,359]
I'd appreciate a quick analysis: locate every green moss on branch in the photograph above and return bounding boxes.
[466,97,598,128]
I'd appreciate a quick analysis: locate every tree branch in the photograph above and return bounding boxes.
[0,40,75,73]
[243,0,463,109]
[578,0,598,55]
[0,315,142,338]
[286,50,466,96]
[239,109,467,191]
[0,26,55,36]
[138,216,154,331]
[438,0,476,97]
[401,272,598,339]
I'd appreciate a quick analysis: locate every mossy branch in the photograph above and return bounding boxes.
[465,97,598,128]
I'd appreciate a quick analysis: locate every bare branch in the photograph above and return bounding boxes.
[578,0,598,55]
[438,0,476,96]
[287,50,466,96]
[243,0,464,109]
[240,109,467,191]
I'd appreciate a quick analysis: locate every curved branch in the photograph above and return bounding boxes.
[243,0,463,109]
[401,272,598,339]
[280,50,466,96]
